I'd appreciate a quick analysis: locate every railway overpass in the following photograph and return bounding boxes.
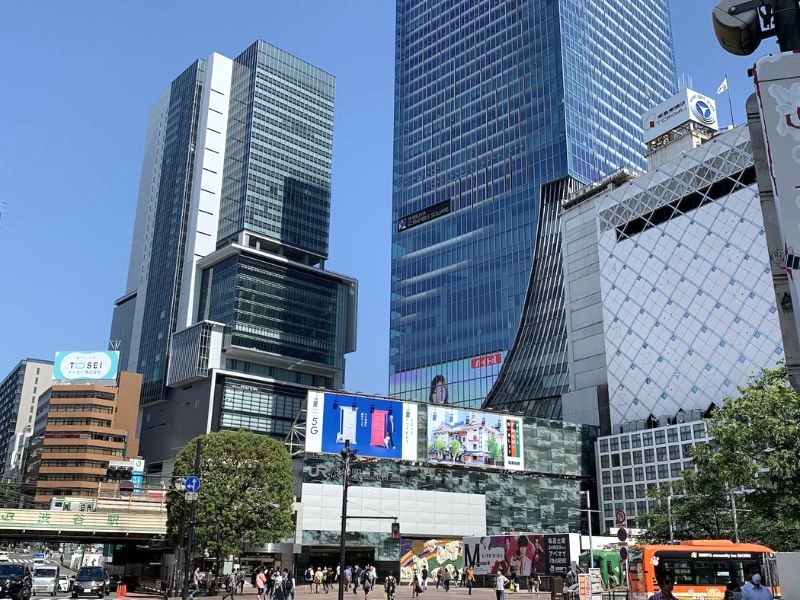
[0,508,166,542]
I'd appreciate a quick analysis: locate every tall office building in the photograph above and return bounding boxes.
[388,0,678,408]
[0,359,52,483]
[110,41,357,473]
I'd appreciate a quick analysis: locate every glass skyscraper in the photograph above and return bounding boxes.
[110,41,356,473]
[389,0,678,408]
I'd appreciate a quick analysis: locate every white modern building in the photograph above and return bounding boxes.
[559,90,785,531]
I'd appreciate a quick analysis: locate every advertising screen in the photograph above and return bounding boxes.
[305,391,418,461]
[427,406,524,470]
[463,535,573,577]
[400,538,464,582]
[463,535,548,576]
[389,351,507,409]
[53,351,120,382]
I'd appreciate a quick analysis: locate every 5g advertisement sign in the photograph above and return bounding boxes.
[305,391,419,461]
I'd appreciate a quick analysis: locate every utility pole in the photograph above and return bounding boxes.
[730,488,740,543]
[338,440,356,600]
[580,491,598,569]
[182,438,202,600]
[667,495,675,544]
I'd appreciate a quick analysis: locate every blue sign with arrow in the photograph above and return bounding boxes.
[185,475,201,493]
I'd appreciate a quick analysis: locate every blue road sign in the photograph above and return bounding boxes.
[619,546,629,561]
[185,475,201,493]
[617,528,628,542]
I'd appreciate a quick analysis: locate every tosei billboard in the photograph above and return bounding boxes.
[463,534,572,576]
[305,391,418,461]
[53,351,120,382]
[427,406,524,470]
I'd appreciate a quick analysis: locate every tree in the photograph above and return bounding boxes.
[640,364,800,550]
[487,437,503,464]
[429,437,447,456]
[166,430,294,563]
[448,439,462,461]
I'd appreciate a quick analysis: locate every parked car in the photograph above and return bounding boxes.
[70,567,106,599]
[0,564,32,600]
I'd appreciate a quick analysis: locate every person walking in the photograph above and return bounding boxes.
[223,571,238,600]
[315,567,324,594]
[256,569,268,600]
[495,570,509,600]
[362,568,373,600]
[411,569,422,599]
[436,570,443,590]
[443,568,451,592]
[343,567,353,592]
[466,567,475,596]
[284,572,296,600]
[353,565,362,595]
[237,569,246,594]
[421,567,428,592]
[306,567,315,592]
[529,568,540,594]
[385,573,397,600]
[272,570,285,600]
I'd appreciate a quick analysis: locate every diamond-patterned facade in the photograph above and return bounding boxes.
[595,126,784,427]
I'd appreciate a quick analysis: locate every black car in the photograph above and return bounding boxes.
[70,568,106,599]
[0,564,32,600]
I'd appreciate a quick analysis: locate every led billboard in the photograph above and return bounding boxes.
[389,351,507,408]
[305,391,418,461]
[53,351,120,382]
[427,406,524,471]
[463,534,572,576]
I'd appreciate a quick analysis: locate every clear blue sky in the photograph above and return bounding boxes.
[0,1,781,395]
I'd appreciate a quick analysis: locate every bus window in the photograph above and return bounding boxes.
[659,559,692,585]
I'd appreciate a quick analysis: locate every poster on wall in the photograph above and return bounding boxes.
[305,391,418,461]
[543,534,571,576]
[427,407,524,470]
[400,539,464,582]
[462,535,548,577]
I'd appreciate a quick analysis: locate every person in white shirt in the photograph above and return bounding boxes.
[495,570,509,600]
[741,573,773,600]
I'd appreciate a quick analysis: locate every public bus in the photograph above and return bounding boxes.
[627,539,778,599]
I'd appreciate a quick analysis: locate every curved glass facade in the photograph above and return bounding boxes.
[389,0,678,407]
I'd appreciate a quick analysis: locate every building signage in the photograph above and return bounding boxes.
[544,534,571,575]
[427,407,524,471]
[754,51,800,337]
[470,353,503,369]
[0,508,165,534]
[642,88,718,144]
[305,391,418,461]
[53,351,120,382]
[397,200,451,232]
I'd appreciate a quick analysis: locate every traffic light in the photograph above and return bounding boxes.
[391,522,400,540]
[106,465,133,480]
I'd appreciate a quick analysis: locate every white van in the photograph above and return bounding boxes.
[32,565,59,596]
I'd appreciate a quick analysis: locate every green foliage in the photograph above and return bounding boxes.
[448,439,462,460]
[429,438,447,454]
[166,430,294,558]
[487,437,503,463]
[640,364,800,550]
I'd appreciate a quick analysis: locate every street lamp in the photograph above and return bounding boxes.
[338,440,357,600]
